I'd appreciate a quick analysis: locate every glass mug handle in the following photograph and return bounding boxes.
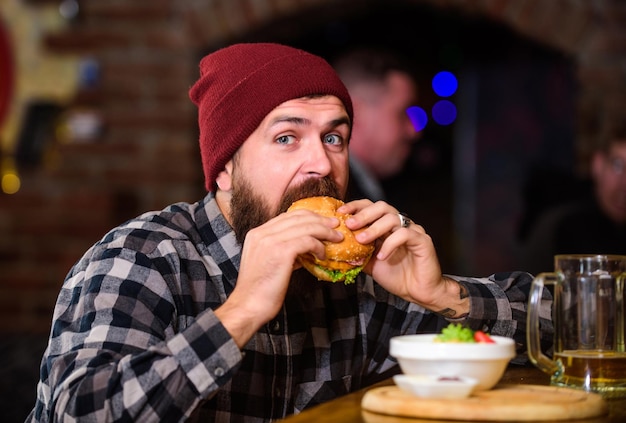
[527,272,558,376]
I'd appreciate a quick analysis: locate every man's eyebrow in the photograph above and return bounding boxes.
[329,116,351,128]
[268,116,310,127]
[267,115,351,129]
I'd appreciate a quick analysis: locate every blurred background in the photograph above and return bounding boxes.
[1,0,624,421]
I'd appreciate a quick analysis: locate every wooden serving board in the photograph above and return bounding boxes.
[361,384,608,421]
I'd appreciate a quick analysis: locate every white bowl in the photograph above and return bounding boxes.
[390,334,516,391]
[393,374,478,399]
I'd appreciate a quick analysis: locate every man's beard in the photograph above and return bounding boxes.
[230,176,341,245]
[229,175,342,299]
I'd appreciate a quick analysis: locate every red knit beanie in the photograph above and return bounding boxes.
[189,43,353,192]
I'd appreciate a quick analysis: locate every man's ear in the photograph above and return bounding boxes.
[216,160,234,191]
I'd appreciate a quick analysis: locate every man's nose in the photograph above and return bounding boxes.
[304,140,333,176]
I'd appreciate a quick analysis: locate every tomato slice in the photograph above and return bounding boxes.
[474,331,495,343]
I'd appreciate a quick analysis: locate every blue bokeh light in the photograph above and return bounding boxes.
[432,100,457,125]
[432,71,458,97]
[406,106,428,132]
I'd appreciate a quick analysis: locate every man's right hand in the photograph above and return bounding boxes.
[215,210,342,348]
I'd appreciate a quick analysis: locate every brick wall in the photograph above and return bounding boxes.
[0,0,204,333]
[1,0,625,334]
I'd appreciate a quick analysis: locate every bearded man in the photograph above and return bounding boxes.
[28,43,553,423]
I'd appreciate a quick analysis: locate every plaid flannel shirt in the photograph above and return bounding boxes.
[28,193,553,422]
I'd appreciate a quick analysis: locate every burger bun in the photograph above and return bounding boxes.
[287,196,375,283]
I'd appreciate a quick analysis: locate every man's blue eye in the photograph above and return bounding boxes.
[324,134,342,145]
[276,135,293,144]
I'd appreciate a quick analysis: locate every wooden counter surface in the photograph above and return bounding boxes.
[278,365,626,423]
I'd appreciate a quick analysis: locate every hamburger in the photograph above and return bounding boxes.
[287,196,375,284]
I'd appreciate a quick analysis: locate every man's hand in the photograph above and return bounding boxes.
[216,210,343,348]
[338,200,469,319]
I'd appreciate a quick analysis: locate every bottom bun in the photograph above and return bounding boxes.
[299,258,336,282]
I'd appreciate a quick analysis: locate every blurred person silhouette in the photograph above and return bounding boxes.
[333,48,421,202]
[522,115,626,274]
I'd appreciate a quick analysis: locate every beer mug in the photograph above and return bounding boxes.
[527,254,626,398]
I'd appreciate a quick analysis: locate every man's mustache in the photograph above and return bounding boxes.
[277,177,341,214]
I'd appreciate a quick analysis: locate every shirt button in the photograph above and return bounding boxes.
[214,367,224,377]
[271,320,281,332]
[275,388,281,397]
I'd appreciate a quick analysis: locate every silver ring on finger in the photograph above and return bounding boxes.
[398,212,412,228]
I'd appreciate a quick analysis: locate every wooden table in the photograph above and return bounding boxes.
[278,364,626,422]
